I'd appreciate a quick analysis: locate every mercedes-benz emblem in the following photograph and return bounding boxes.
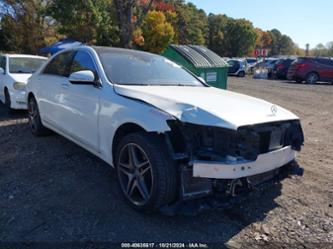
[271,105,278,115]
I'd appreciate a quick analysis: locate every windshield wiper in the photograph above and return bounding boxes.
[116,82,198,87]
[116,83,153,86]
[11,70,33,74]
[155,83,195,87]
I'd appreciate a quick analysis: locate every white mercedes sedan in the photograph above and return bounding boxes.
[0,54,48,111]
[26,46,304,212]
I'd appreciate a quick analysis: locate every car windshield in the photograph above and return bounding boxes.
[246,59,256,63]
[227,60,238,66]
[9,57,47,74]
[97,49,204,86]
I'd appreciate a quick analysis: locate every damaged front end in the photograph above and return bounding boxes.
[165,120,304,201]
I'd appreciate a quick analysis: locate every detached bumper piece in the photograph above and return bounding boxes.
[160,162,303,216]
[193,146,296,179]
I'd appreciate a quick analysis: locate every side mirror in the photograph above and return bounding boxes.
[0,67,4,74]
[69,70,97,85]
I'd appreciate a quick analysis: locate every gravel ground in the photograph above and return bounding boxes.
[0,77,332,248]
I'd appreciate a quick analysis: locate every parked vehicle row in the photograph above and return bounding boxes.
[246,55,333,84]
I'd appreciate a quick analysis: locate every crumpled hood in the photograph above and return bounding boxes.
[114,85,299,130]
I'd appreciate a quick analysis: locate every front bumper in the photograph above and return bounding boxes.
[193,146,296,179]
[9,90,27,110]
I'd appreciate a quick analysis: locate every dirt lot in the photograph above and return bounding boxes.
[0,77,332,248]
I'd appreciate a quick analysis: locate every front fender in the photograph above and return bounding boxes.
[98,93,175,165]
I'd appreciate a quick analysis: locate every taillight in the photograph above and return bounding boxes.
[295,63,306,70]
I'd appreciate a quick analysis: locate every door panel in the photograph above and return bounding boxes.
[228,61,240,74]
[57,51,100,151]
[327,60,333,80]
[36,74,65,124]
[59,83,100,150]
[0,56,7,102]
[37,51,75,125]
[317,59,333,81]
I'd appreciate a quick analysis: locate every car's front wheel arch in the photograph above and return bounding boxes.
[27,92,35,101]
[4,87,12,111]
[27,94,51,136]
[112,123,147,166]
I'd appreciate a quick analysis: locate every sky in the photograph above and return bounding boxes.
[187,0,332,49]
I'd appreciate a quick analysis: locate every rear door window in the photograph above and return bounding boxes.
[285,59,295,65]
[43,51,75,77]
[227,60,237,67]
[316,58,331,66]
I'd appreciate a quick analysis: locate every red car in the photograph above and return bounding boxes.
[287,57,333,84]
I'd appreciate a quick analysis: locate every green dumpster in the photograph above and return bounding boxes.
[162,45,229,89]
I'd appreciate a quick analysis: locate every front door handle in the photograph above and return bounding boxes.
[61,83,69,89]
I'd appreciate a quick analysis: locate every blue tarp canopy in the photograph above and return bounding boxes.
[39,39,82,55]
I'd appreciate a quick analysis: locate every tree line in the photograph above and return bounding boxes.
[310,42,333,57]
[0,0,331,57]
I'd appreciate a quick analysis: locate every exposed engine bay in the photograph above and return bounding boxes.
[166,119,304,162]
[164,120,304,201]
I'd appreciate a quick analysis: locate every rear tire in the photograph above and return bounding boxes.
[238,71,245,77]
[115,132,177,212]
[306,72,318,84]
[28,96,51,136]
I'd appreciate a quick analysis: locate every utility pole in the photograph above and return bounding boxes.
[306,43,310,56]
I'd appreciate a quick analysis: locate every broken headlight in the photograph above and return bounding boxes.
[166,120,304,162]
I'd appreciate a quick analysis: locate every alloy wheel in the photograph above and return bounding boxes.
[28,98,38,132]
[117,143,153,206]
[4,90,11,109]
[307,73,318,84]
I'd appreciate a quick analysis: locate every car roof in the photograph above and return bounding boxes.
[228,58,244,62]
[299,56,332,60]
[275,57,296,62]
[4,54,48,59]
[91,46,159,58]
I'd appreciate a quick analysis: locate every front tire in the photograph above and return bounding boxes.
[115,132,177,212]
[4,89,12,113]
[28,96,51,136]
